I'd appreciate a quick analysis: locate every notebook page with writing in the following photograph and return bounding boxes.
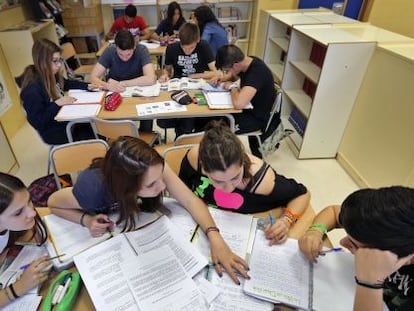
[204,91,234,109]
[244,235,311,309]
[68,90,105,104]
[54,104,101,121]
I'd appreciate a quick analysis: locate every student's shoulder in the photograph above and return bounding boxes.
[186,146,199,169]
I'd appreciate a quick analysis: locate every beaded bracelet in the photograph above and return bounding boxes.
[80,212,88,227]
[4,286,14,301]
[354,276,384,289]
[309,223,328,234]
[285,207,302,220]
[205,226,220,236]
[9,283,19,299]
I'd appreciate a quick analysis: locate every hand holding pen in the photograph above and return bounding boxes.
[87,214,114,237]
[264,213,289,246]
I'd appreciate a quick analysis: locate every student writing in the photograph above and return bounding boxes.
[48,136,249,283]
[298,186,414,311]
[0,173,52,307]
[179,121,310,245]
[151,1,185,41]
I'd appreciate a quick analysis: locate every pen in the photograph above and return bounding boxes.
[269,213,275,226]
[97,218,114,237]
[19,253,66,270]
[320,247,343,254]
[56,276,72,304]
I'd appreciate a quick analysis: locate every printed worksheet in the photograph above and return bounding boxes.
[136,100,187,116]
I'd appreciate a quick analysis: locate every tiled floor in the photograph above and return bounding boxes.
[10,121,359,246]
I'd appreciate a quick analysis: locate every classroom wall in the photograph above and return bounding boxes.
[365,0,414,38]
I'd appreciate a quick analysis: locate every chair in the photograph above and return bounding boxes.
[61,42,96,79]
[154,132,204,155]
[160,144,197,175]
[50,139,109,189]
[237,83,283,156]
[90,118,160,146]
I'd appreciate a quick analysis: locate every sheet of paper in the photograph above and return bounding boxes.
[122,245,207,311]
[54,104,101,121]
[166,78,207,91]
[68,89,105,104]
[163,198,198,240]
[244,236,310,309]
[74,235,138,311]
[1,294,42,311]
[193,207,256,260]
[124,215,208,277]
[136,100,187,116]
[193,274,220,305]
[43,214,111,262]
[204,91,234,109]
[120,83,161,97]
[313,250,355,311]
[139,40,161,49]
[208,271,274,311]
[109,210,161,234]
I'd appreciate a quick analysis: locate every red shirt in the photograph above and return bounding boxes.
[109,16,148,35]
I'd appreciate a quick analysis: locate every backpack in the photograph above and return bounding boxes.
[28,174,72,207]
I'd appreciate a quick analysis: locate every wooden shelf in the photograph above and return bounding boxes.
[284,89,312,118]
[289,60,321,84]
[270,37,289,52]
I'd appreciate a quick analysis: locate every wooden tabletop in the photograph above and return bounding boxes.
[36,203,328,310]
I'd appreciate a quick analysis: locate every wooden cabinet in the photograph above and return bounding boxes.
[281,25,375,159]
[0,19,58,77]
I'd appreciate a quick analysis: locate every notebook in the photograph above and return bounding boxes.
[67,89,105,104]
[54,104,101,121]
[203,91,234,109]
[120,82,161,97]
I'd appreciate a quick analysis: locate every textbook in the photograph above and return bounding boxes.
[74,216,208,311]
[162,77,207,92]
[42,211,161,268]
[67,89,105,104]
[136,100,187,116]
[243,235,355,310]
[120,82,161,98]
[54,104,102,121]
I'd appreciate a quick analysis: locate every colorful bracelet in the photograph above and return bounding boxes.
[309,223,328,234]
[354,276,384,289]
[285,207,302,220]
[80,212,88,227]
[9,283,19,299]
[205,226,220,236]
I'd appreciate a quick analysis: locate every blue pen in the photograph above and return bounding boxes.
[321,247,343,254]
[269,213,275,226]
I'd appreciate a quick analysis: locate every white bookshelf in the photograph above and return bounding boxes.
[281,24,376,159]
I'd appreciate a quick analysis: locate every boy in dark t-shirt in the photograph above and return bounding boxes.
[158,22,218,138]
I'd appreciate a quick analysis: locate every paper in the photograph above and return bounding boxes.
[139,40,161,49]
[122,245,207,311]
[136,100,187,116]
[54,104,101,121]
[163,198,198,240]
[203,91,234,109]
[163,78,207,92]
[120,82,161,97]
[68,89,105,104]
[208,271,273,311]
[74,216,208,311]
[43,214,111,263]
[193,207,257,260]
[1,294,42,311]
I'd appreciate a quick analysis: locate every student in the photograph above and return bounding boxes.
[298,186,414,311]
[48,136,249,283]
[17,39,95,145]
[179,121,310,245]
[192,5,228,57]
[106,4,150,41]
[91,30,156,131]
[212,44,277,158]
[158,22,218,138]
[0,173,51,307]
[151,1,185,41]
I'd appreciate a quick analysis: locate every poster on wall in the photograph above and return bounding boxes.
[0,67,12,117]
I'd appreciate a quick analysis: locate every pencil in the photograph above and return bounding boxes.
[20,254,66,270]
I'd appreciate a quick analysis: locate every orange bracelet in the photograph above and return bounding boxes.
[285,207,302,220]
[205,226,220,236]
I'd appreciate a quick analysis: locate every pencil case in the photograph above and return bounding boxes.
[43,270,81,311]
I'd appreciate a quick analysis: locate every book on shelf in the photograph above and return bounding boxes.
[243,235,355,310]
[288,107,307,137]
[120,82,161,98]
[73,215,208,311]
[54,104,102,121]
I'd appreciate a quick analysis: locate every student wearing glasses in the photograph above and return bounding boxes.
[0,173,51,307]
[48,136,249,284]
[298,186,414,311]
[179,121,310,245]
[17,39,95,145]
[91,30,156,132]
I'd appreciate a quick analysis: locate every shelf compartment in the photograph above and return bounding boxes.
[268,63,284,82]
[289,60,321,84]
[284,89,312,118]
[270,37,289,52]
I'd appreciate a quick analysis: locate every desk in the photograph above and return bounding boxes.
[96,41,167,70]
[37,204,328,310]
[98,92,239,131]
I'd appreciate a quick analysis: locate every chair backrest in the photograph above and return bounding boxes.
[50,139,109,188]
[174,132,204,146]
[263,83,283,134]
[92,118,139,141]
[61,42,81,66]
[161,144,196,175]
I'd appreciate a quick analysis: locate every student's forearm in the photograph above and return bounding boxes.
[122,75,156,87]
[311,205,341,231]
[354,287,383,311]
[140,29,151,40]
[50,207,87,226]
[284,191,311,220]
[189,71,217,80]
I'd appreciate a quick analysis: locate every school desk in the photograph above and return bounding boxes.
[97,91,240,132]
[36,204,331,310]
